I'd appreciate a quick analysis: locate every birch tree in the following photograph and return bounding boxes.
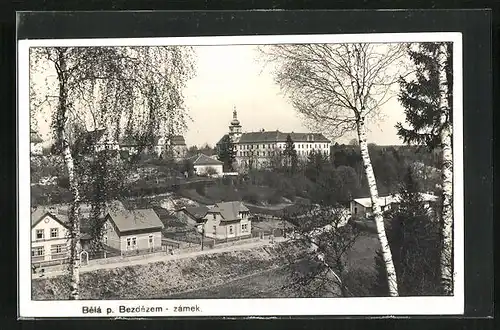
[30,46,195,299]
[260,43,408,296]
[397,42,453,294]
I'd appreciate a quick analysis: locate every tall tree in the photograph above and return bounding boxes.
[397,42,453,294]
[217,135,236,172]
[282,205,362,297]
[374,167,441,296]
[260,43,408,296]
[283,134,298,175]
[30,46,195,299]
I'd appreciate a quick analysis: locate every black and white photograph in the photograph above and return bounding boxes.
[18,31,464,317]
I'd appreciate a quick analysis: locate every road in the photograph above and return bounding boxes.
[33,237,286,280]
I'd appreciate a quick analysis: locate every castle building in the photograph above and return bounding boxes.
[217,107,332,171]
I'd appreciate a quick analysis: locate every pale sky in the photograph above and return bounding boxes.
[183,45,405,148]
[32,45,406,148]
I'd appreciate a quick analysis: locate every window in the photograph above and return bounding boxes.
[127,238,131,247]
[242,224,248,232]
[132,237,137,246]
[229,226,233,234]
[52,244,65,254]
[50,228,58,238]
[103,235,108,245]
[213,225,217,234]
[262,144,265,149]
[36,229,44,240]
[32,246,44,257]
[213,214,216,220]
[354,207,358,215]
[148,234,153,245]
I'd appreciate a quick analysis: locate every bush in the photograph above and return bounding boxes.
[267,193,283,205]
[242,191,260,205]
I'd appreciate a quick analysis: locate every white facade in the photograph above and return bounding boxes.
[194,164,224,177]
[220,108,331,171]
[31,214,70,263]
[350,193,439,219]
[30,142,43,156]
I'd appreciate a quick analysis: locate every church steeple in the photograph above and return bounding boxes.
[230,106,240,126]
[229,106,242,143]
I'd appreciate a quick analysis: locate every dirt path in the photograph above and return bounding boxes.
[33,237,286,280]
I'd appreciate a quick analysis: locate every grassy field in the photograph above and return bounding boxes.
[166,232,381,299]
[166,266,297,299]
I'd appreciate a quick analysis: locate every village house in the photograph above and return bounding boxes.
[201,201,252,240]
[216,107,332,171]
[167,135,188,160]
[188,153,224,177]
[103,208,164,255]
[30,130,43,156]
[31,207,91,266]
[175,205,210,226]
[31,207,70,265]
[350,193,439,219]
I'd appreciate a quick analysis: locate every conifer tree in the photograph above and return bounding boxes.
[373,167,441,296]
[283,134,298,175]
[397,42,453,294]
[217,135,236,172]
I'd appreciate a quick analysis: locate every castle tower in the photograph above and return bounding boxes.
[228,106,242,143]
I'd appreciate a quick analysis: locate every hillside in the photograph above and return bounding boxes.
[32,245,298,300]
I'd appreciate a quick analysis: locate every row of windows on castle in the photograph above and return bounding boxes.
[237,149,329,158]
[234,143,330,150]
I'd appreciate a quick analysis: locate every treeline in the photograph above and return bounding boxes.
[243,143,442,206]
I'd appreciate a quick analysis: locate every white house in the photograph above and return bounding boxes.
[201,201,252,240]
[350,193,439,219]
[31,207,71,264]
[30,131,43,155]
[188,153,224,177]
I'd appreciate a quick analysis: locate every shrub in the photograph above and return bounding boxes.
[242,191,260,205]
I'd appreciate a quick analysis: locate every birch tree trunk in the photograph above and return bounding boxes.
[55,50,82,300]
[356,116,399,297]
[63,132,82,300]
[438,44,454,295]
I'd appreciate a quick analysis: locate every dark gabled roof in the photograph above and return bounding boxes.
[237,130,330,144]
[85,128,107,143]
[31,207,69,228]
[170,135,186,146]
[106,208,164,234]
[119,135,139,146]
[181,206,209,220]
[188,153,223,166]
[238,131,281,143]
[216,134,230,146]
[208,201,249,222]
[30,131,43,143]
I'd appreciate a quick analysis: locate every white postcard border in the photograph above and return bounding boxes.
[18,32,464,318]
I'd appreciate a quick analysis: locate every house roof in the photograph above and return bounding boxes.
[208,201,249,222]
[119,135,139,146]
[182,206,209,220]
[223,130,331,144]
[170,135,186,146]
[31,206,69,228]
[188,153,223,166]
[85,128,107,143]
[30,131,43,143]
[107,208,164,233]
[353,193,438,208]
